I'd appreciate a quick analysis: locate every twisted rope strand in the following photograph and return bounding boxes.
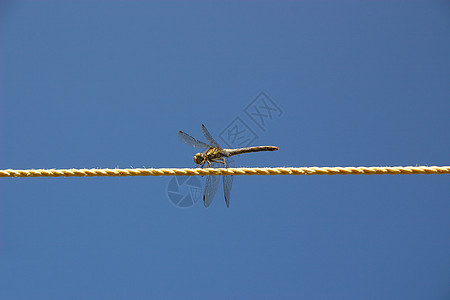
[0,166,449,178]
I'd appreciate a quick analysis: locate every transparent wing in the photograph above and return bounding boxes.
[223,158,234,208]
[203,162,221,208]
[178,131,210,149]
[201,124,221,149]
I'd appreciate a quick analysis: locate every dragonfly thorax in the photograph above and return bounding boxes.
[194,148,224,166]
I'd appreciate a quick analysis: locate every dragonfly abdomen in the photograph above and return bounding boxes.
[225,146,279,157]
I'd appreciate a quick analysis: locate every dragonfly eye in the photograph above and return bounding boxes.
[193,153,204,164]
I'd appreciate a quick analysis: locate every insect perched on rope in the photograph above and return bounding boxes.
[178,124,279,208]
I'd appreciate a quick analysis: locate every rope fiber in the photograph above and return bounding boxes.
[1,166,449,177]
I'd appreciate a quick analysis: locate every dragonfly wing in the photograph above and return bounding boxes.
[203,164,221,208]
[201,124,221,149]
[178,131,210,149]
[223,158,234,208]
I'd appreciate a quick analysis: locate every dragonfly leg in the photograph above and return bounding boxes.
[195,160,207,168]
[210,158,226,166]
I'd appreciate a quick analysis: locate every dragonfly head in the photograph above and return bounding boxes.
[193,153,205,165]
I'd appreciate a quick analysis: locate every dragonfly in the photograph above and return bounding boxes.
[178,124,279,208]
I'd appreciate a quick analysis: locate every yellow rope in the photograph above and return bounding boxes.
[0,166,449,177]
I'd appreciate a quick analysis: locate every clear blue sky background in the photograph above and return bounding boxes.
[1,1,449,299]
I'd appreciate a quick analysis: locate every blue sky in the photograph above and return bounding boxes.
[1,1,449,299]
